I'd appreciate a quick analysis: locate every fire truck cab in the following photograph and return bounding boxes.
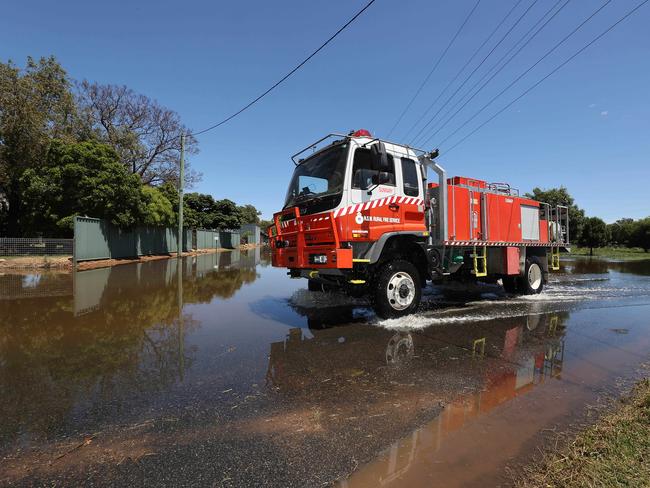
[270,130,569,318]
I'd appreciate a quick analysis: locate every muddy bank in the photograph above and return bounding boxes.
[0,256,71,270]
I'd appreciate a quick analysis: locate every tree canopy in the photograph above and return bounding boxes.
[77,81,200,186]
[631,218,650,252]
[183,192,242,230]
[579,217,609,256]
[0,56,77,234]
[1,56,263,237]
[20,140,145,236]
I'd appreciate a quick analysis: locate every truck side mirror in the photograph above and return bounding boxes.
[372,172,391,185]
[370,142,389,172]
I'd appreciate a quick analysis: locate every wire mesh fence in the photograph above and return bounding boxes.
[0,273,72,300]
[0,237,73,256]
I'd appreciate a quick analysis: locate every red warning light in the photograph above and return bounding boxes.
[352,129,372,138]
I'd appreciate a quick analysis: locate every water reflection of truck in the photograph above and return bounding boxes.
[266,311,566,399]
[341,334,565,488]
[270,130,570,317]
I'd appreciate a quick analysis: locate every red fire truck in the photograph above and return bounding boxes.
[270,130,569,318]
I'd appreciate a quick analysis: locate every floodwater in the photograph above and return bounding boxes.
[1,251,650,487]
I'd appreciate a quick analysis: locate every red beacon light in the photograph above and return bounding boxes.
[351,129,372,138]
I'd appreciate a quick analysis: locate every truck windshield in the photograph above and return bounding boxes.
[284,143,348,209]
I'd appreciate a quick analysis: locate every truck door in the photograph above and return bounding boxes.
[396,157,426,233]
[348,146,398,240]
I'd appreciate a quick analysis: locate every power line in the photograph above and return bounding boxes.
[401,0,524,142]
[421,0,569,146]
[442,0,648,155]
[410,0,540,146]
[190,0,377,137]
[435,0,614,150]
[386,0,482,138]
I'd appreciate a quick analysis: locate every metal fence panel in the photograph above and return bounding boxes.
[218,230,240,249]
[196,229,219,249]
[230,231,240,248]
[74,216,191,262]
[74,217,110,261]
[240,224,260,245]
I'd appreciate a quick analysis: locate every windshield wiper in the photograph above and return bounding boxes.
[284,191,339,209]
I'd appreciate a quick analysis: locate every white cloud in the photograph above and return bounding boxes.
[588,103,597,108]
[600,110,608,116]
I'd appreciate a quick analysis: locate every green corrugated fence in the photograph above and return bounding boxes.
[195,230,219,249]
[218,230,240,249]
[74,216,191,262]
[240,224,260,245]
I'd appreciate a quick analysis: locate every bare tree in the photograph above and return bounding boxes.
[77,81,200,186]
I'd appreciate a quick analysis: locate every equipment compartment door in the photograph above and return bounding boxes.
[521,205,540,241]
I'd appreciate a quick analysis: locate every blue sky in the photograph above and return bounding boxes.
[2,0,649,222]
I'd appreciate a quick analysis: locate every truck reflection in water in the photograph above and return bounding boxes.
[265,311,566,487]
[340,332,565,487]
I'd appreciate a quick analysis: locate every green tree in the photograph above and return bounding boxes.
[140,186,175,227]
[214,199,241,229]
[259,218,274,231]
[579,217,609,256]
[183,193,242,229]
[631,218,650,252]
[525,186,585,243]
[0,56,76,235]
[20,140,144,236]
[607,218,635,247]
[238,204,261,225]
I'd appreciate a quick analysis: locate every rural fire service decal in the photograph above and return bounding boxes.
[332,196,424,218]
[278,195,424,229]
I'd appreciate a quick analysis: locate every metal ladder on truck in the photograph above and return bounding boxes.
[548,205,569,271]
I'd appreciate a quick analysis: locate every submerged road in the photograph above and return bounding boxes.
[1,250,649,487]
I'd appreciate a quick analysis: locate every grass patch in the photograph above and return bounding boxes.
[519,379,650,487]
[569,247,650,260]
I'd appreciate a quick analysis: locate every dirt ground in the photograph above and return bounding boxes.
[0,245,263,271]
[0,256,72,270]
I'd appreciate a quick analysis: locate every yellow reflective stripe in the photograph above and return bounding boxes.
[348,279,366,284]
[352,259,370,263]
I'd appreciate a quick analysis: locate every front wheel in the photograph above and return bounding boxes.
[518,257,544,295]
[373,260,422,319]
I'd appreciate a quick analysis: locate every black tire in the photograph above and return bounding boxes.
[308,279,324,292]
[502,276,518,293]
[308,279,337,292]
[373,259,422,319]
[517,257,544,295]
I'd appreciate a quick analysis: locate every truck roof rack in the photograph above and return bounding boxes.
[291,132,433,165]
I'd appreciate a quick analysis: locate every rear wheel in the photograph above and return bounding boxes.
[373,260,422,319]
[518,257,544,295]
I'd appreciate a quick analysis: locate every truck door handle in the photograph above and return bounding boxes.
[388,203,400,211]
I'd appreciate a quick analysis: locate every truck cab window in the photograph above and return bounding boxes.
[401,158,420,197]
[351,148,395,190]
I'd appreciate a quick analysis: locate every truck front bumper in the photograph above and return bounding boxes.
[272,245,353,270]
